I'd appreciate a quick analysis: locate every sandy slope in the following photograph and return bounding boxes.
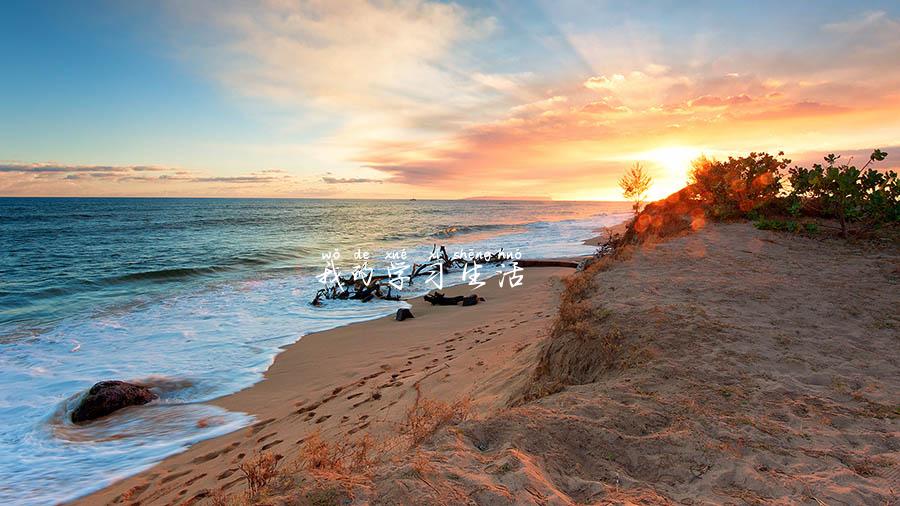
[373,223,900,505]
[73,267,571,505]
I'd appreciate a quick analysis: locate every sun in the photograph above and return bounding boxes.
[644,146,703,177]
[640,146,705,199]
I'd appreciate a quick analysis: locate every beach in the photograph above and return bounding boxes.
[76,221,899,505]
[73,266,573,505]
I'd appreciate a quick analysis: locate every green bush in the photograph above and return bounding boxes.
[787,150,898,238]
[754,218,800,233]
[689,152,787,219]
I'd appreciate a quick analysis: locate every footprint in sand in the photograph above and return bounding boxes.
[295,401,320,415]
[248,417,276,434]
[191,449,224,464]
[183,473,206,487]
[216,468,237,481]
[348,421,372,435]
[260,439,283,451]
[160,469,191,484]
[117,483,149,502]
[256,432,277,443]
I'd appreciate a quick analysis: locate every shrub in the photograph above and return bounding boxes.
[787,150,898,238]
[296,430,378,480]
[752,218,821,235]
[239,451,281,497]
[689,152,788,219]
[754,218,800,233]
[620,186,703,244]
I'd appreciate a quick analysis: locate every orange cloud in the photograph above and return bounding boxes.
[688,94,753,108]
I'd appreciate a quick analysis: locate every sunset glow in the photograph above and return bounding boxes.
[2,1,899,200]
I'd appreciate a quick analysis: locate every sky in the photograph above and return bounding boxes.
[1,0,899,200]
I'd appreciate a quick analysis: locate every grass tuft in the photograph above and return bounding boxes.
[402,384,471,447]
[239,451,281,497]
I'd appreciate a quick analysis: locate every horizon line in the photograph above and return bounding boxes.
[0,195,632,203]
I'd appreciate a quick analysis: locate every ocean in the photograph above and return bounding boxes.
[0,197,630,504]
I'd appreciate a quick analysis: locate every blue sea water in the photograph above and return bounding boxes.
[0,197,630,504]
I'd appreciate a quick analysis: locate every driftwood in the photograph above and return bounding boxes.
[424,292,485,306]
[517,259,578,268]
[311,244,513,306]
[577,228,624,271]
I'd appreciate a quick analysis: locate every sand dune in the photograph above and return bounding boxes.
[373,223,900,505]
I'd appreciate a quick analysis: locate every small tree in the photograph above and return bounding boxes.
[619,162,653,214]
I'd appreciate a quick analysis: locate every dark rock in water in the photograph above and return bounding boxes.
[396,308,415,321]
[71,380,157,423]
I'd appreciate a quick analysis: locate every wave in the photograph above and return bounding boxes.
[99,249,310,285]
[48,376,212,442]
[380,223,527,242]
[430,223,525,238]
[105,266,227,284]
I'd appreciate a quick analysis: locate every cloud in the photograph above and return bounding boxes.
[322,176,383,184]
[471,71,536,94]
[509,95,568,117]
[742,101,848,121]
[822,10,892,34]
[0,163,171,174]
[0,161,300,196]
[583,74,626,91]
[581,100,630,115]
[688,94,753,108]
[789,144,900,171]
[169,0,500,150]
[188,176,285,183]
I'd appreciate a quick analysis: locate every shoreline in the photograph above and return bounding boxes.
[73,264,574,504]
